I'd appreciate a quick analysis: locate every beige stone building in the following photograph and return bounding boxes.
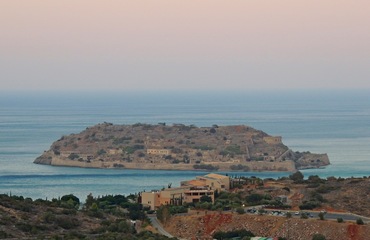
[181,173,230,192]
[184,186,214,204]
[159,187,188,206]
[263,136,282,144]
[146,149,170,155]
[140,173,229,210]
[141,186,214,210]
[141,191,160,210]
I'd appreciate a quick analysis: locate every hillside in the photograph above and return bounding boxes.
[2,176,369,240]
[162,176,370,240]
[34,123,329,172]
[0,194,173,240]
[165,212,370,240]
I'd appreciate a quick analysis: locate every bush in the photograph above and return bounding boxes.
[61,194,80,205]
[300,213,309,219]
[55,216,80,229]
[43,211,56,223]
[123,145,144,154]
[310,191,325,202]
[230,164,250,171]
[219,145,244,156]
[112,137,132,145]
[236,207,245,214]
[316,185,338,194]
[193,164,219,171]
[172,159,180,164]
[289,171,304,183]
[246,194,264,204]
[97,149,107,155]
[213,229,254,239]
[168,205,188,215]
[200,195,212,203]
[68,153,80,160]
[299,201,321,210]
[312,233,326,240]
[356,218,364,225]
[337,218,344,223]
[15,222,32,232]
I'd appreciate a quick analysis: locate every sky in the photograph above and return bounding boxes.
[1,1,370,91]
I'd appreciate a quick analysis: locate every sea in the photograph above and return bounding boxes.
[0,90,369,201]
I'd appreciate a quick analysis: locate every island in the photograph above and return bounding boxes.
[34,123,330,172]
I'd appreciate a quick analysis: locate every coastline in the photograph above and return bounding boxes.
[33,123,329,173]
[34,154,298,172]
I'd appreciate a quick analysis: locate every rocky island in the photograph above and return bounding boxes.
[34,123,329,172]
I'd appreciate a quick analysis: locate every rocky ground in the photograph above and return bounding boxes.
[165,211,370,240]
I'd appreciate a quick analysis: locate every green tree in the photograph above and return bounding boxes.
[213,229,254,240]
[85,193,95,208]
[61,194,80,204]
[246,193,263,204]
[200,195,212,203]
[61,194,80,209]
[91,203,98,212]
[318,212,325,220]
[156,205,171,224]
[289,171,304,183]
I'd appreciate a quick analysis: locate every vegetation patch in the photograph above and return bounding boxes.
[230,164,250,171]
[193,164,219,171]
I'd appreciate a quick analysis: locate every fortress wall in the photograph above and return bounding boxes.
[263,136,282,144]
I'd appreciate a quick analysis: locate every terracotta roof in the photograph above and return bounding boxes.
[185,179,207,187]
[204,173,229,180]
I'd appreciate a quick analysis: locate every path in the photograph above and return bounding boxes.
[148,214,174,238]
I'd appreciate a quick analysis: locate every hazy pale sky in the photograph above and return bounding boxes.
[1,0,369,91]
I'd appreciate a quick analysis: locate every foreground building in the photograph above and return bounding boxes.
[141,173,228,210]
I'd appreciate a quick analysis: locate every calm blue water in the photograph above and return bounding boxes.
[1,90,369,201]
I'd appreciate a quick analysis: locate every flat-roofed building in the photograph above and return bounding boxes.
[181,173,230,192]
[141,173,226,210]
[159,186,189,206]
[184,186,214,203]
[146,149,170,155]
[141,191,160,210]
[263,136,282,145]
